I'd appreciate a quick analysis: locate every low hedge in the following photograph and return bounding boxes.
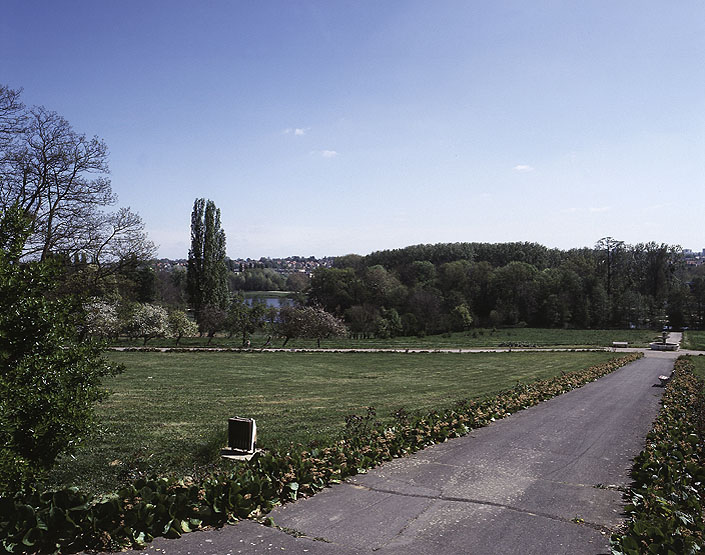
[611,356,705,554]
[0,352,641,553]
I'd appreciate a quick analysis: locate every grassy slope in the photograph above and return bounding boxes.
[46,350,622,495]
[112,328,656,350]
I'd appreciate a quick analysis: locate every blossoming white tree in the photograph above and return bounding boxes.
[126,303,170,345]
[82,298,120,339]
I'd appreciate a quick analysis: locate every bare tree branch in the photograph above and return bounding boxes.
[0,84,156,289]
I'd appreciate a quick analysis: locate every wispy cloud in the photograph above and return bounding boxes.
[311,149,339,158]
[589,206,612,213]
[513,164,534,172]
[283,127,309,136]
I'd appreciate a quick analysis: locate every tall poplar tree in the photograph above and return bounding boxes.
[186,198,228,320]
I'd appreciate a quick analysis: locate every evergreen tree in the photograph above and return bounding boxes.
[186,198,229,320]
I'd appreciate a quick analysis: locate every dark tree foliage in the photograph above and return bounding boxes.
[135,266,157,303]
[198,305,227,345]
[229,268,286,291]
[155,266,187,308]
[0,206,121,492]
[186,198,228,320]
[364,242,476,268]
[226,295,269,346]
[286,271,310,292]
[308,267,361,314]
[364,242,563,271]
[311,239,690,335]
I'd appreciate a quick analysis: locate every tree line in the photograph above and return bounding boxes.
[308,239,699,337]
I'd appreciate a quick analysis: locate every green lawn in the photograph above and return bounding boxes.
[46,350,623,495]
[688,354,705,380]
[682,331,705,351]
[112,327,656,350]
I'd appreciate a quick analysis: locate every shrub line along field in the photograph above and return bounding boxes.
[47,350,626,495]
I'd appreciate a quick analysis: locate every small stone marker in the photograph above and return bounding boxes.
[221,416,259,461]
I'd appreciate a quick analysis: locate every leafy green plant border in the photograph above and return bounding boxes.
[0,353,641,553]
[611,356,705,554]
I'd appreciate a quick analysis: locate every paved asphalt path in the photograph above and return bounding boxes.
[127,350,680,555]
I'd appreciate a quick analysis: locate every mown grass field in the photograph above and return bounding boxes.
[688,354,705,380]
[683,331,705,351]
[112,327,656,350]
[46,350,623,495]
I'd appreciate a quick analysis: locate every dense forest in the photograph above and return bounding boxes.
[306,239,703,337]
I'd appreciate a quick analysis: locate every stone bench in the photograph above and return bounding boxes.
[612,341,629,348]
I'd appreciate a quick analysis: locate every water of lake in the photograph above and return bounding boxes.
[244,295,292,309]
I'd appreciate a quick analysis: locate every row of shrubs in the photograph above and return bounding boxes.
[0,352,641,554]
[611,356,705,554]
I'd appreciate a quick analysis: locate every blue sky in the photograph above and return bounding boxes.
[2,1,704,259]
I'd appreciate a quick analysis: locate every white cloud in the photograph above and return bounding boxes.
[589,206,612,213]
[513,164,534,172]
[311,149,339,158]
[283,127,309,136]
